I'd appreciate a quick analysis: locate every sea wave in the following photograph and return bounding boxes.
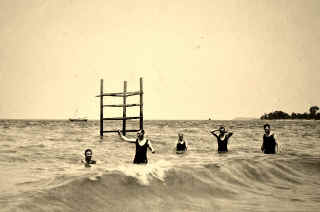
[1,120,320,211]
[3,155,320,212]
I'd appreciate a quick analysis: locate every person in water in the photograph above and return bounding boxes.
[176,133,188,152]
[118,129,155,164]
[82,149,96,166]
[210,126,233,153]
[261,124,279,154]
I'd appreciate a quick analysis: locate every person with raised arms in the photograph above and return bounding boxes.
[118,129,155,164]
[210,126,233,153]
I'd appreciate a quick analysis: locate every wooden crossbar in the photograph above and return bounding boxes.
[103,104,140,107]
[103,116,140,120]
[126,91,142,97]
[103,129,140,133]
[96,91,141,97]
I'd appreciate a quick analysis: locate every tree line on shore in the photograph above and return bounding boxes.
[260,106,320,120]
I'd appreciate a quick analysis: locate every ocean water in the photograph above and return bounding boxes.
[0,119,319,212]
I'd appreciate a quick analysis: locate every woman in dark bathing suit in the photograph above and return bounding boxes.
[210,126,233,153]
[176,133,188,153]
[261,124,279,154]
[118,129,155,164]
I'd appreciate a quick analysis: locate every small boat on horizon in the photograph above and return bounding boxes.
[69,109,88,122]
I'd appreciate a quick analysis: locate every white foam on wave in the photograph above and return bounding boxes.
[112,160,173,185]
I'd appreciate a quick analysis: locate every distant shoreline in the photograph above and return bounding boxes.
[260,106,320,120]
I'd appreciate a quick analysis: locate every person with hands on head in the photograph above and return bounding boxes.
[210,126,233,153]
[176,133,188,153]
[118,129,155,164]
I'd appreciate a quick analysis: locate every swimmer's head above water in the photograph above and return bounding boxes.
[219,126,226,134]
[137,129,145,140]
[178,133,184,141]
[264,124,271,134]
[84,149,93,163]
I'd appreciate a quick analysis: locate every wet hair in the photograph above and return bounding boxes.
[139,129,145,134]
[84,149,92,156]
[219,126,225,131]
[263,124,270,129]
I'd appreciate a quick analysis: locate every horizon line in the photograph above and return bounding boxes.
[0,118,259,121]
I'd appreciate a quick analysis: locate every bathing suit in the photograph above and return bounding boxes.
[262,134,276,154]
[83,159,96,164]
[176,141,187,151]
[133,139,149,164]
[217,135,230,152]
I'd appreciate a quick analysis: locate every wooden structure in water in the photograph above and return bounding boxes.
[96,78,143,136]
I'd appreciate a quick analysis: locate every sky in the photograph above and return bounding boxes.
[0,0,319,120]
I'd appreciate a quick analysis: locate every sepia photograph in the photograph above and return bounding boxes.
[0,0,319,211]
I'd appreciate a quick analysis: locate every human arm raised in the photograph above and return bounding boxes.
[210,129,219,138]
[117,130,136,143]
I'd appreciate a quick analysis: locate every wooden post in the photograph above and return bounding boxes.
[100,79,104,137]
[122,81,127,136]
[139,77,143,130]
